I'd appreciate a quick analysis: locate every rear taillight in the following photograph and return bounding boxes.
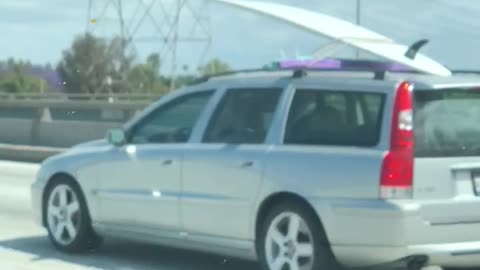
[380,82,414,199]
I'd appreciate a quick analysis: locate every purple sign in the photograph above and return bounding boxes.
[277,58,415,73]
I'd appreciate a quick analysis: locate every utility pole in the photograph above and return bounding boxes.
[355,0,361,59]
[116,0,128,91]
[86,0,93,32]
[170,0,184,92]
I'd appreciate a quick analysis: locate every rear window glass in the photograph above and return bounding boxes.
[284,89,385,147]
[414,88,480,157]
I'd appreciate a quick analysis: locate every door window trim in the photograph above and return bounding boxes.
[200,87,285,145]
[281,88,386,147]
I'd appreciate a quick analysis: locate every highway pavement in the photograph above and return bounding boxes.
[0,160,259,270]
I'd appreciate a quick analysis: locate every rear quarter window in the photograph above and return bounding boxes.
[414,88,480,157]
[284,89,385,147]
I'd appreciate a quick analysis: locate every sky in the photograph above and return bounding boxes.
[1,0,480,72]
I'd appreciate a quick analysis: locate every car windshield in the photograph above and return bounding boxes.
[414,88,480,157]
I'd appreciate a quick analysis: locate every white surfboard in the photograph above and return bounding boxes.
[214,0,452,77]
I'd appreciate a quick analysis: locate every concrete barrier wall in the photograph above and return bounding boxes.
[36,120,120,147]
[0,98,153,161]
[0,118,120,148]
[0,99,149,149]
[0,144,65,163]
[0,119,33,145]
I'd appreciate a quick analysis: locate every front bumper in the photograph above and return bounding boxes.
[30,181,44,227]
[309,198,480,268]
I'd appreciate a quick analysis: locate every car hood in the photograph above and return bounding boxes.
[71,139,109,149]
[42,138,112,167]
[39,139,113,181]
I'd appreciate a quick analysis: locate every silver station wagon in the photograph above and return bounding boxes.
[31,61,480,270]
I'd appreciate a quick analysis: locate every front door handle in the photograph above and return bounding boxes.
[241,161,254,168]
[162,159,173,166]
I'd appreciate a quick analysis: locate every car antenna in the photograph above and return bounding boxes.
[405,39,429,60]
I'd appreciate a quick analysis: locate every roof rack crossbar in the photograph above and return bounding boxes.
[190,68,275,84]
[451,70,480,75]
[190,67,424,85]
[374,71,386,80]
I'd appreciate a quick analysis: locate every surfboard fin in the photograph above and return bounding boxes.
[405,39,429,60]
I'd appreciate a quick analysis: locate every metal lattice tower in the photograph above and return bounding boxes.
[86,0,212,91]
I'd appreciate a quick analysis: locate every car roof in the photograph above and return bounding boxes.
[188,70,480,92]
[387,73,480,89]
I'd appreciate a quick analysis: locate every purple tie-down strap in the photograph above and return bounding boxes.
[278,59,414,72]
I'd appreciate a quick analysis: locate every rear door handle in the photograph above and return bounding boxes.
[241,161,254,168]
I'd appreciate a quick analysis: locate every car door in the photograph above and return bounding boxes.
[96,90,215,232]
[181,87,285,241]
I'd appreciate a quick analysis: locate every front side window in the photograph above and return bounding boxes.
[285,89,385,147]
[130,91,213,144]
[203,88,282,144]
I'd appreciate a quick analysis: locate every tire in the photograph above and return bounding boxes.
[44,177,102,253]
[257,202,339,270]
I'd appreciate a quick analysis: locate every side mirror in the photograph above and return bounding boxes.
[106,129,126,147]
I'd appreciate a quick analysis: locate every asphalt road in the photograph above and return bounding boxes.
[0,160,260,270]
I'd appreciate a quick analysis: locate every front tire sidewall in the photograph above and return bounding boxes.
[258,202,337,270]
[44,178,100,253]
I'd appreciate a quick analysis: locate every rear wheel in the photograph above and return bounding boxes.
[45,178,102,253]
[258,202,338,270]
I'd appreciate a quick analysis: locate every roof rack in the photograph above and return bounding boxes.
[190,68,276,84]
[451,70,480,75]
[190,58,424,85]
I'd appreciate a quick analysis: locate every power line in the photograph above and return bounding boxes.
[86,0,212,91]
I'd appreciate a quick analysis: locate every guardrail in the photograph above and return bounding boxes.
[0,92,162,102]
[0,144,66,163]
[0,99,151,110]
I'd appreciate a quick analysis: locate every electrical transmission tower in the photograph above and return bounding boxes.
[86,0,212,91]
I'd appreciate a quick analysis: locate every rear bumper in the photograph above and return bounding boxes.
[309,198,480,268]
[410,241,480,267]
[332,242,480,268]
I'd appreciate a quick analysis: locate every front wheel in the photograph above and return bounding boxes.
[45,178,102,253]
[258,202,338,270]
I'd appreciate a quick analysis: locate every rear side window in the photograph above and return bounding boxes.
[203,88,282,144]
[284,89,385,147]
[414,88,480,157]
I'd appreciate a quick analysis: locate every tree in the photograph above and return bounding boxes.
[174,75,196,87]
[57,33,134,95]
[147,53,160,71]
[44,63,54,71]
[199,58,231,76]
[6,58,15,69]
[127,53,168,94]
[0,64,47,93]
